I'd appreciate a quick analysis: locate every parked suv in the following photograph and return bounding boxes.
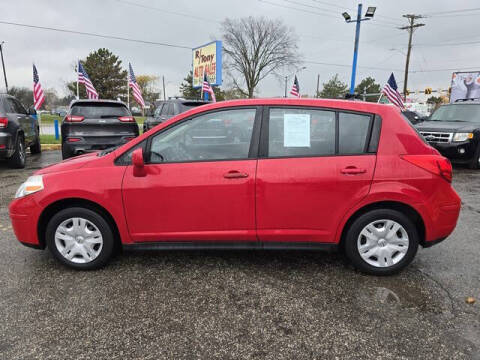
[10,99,460,275]
[61,100,139,159]
[415,100,480,168]
[143,98,208,133]
[0,94,41,168]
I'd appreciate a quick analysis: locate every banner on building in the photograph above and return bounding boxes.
[450,71,480,103]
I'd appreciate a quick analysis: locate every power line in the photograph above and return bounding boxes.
[424,7,480,16]
[304,60,403,72]
[0,20,192,49]
[115,0,222,24]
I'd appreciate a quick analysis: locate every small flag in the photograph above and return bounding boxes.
[290,75,300,97]
[202,72,216,102]
[32,64,45,110]
[78,61,99,100]
[128,63,145,108]
[382,73,404,109]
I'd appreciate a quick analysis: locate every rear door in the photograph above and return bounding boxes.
[6,98,31,142]
[256,107,377,243]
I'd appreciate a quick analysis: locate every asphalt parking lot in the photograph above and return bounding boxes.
[0,151,479,359]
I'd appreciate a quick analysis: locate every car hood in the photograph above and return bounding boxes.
[35,152,99,175]
[415,121,479,132]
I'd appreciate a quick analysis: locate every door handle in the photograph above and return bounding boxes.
[341,167,367,175]
[224,170,249,179]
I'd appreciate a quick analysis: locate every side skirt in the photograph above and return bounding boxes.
[123,241,338,252]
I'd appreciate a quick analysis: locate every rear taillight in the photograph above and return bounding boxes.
[67,138,82,143]
[65,115,84,122]
[0,117,8,128]
[118,116,135,122]
[401,155,453,183]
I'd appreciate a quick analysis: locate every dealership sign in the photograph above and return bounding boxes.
[450,71,480,103]
[192,40,222,88]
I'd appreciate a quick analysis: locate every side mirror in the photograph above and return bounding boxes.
[132,148,146,177]
[28,106,37,116]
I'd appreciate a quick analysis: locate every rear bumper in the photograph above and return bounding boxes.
[9,195,44,249]
[0,132,14,159]
[428,141,477,163]
[63,136,137,154]
[422,199,461,247]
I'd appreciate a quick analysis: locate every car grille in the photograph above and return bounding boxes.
[419,131,453,143]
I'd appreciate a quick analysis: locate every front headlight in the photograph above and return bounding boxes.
[452,132,474,142]
[15,175,44,199]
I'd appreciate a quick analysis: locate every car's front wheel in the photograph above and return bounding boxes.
[46,207,115,270]
[344,209,419,275]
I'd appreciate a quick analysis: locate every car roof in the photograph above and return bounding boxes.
[70,99,127,107]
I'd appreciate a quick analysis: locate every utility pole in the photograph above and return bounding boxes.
[400,15,425,99]
[284,76,288,98]
[0,42,8,93]
[316,74,320,98]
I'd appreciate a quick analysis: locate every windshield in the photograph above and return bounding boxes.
[430,104,480,122]
[71,103,130,119]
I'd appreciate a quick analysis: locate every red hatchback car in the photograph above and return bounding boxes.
[9,99,461,275]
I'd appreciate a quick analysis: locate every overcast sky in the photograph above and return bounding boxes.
[1,0,479,100]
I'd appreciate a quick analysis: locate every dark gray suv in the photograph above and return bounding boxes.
[0,94,41,168]
[143,98,208,133]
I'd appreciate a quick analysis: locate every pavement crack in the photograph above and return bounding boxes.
[415,267,458,316]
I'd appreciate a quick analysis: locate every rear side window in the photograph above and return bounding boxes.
[166,103,175,116]
[70,103,130,118]
[338,112,371,154]
[267,108,335,157]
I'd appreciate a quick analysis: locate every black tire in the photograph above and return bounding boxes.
[61,143,73,160]
[30,133,42,154]
[8,134,26,169]
[468,145,480,169]
[344,209,419,276]
[45,207,115,270]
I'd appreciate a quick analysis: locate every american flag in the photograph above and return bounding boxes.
[128,63,145,108]
[202,71,216,102]
[32,64,45,110]
[382,73,404,109]
[290,75,300,97]
[78,61,99,100]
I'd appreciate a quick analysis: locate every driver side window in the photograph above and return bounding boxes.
[149,108,256,163]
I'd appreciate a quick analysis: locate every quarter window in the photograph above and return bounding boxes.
[149,108,256,163]
[338,112,371,154]
[267,108,335,157]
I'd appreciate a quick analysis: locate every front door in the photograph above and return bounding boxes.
[256,107,377,243]
[122,107,260,243]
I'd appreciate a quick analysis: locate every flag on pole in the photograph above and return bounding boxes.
[382,73,404,109]
[32,64,45,110]
[290,75,300,97]
[128,63,145,108]
[202,72,216,102]
[78,61,99,100]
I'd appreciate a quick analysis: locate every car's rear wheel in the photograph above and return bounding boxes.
[46,207,114,270]
[8,134,26,169]
[61,143,73,159]
[344,209,419,275]
[30,132,42,154]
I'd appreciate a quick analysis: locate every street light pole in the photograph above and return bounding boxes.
[343,4,375,95]
[284,76,288,98]
[349,3,362,95]
[0,42,8,93]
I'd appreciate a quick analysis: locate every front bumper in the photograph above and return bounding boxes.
[9,195,44,249]
[428,140,477,163]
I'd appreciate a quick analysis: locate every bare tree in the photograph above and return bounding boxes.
[221,16,301,98]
